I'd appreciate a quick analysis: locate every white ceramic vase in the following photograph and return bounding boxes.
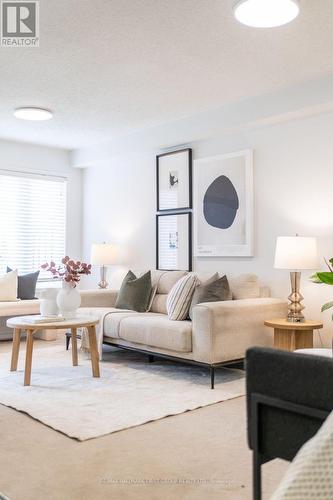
[39,288,59,317]
[56,282,81,319]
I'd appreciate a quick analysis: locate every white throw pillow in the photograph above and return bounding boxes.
[0,269,18,301]
[167,273,199,321]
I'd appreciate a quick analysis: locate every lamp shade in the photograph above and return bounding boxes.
[274,236,318,270]
[91,243,118,265]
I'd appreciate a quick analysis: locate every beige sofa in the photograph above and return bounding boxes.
[0,299,40,340]
[79,271,287,388]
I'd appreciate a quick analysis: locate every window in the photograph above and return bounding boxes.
[0,171,67,279]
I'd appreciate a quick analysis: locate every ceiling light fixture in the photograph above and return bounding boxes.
[234,0,299,28]
[14,107,53,121]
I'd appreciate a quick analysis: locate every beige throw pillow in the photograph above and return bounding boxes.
[0,269,18,301]
[166,274,199,321]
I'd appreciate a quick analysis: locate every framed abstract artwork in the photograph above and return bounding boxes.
[156,212,192,271]
[156,148,192,212]
[194,150,253,257]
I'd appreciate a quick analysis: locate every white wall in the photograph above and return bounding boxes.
[0,138,82,261]
[81,111,333,347]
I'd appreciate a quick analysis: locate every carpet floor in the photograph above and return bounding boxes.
[0,337,288,499]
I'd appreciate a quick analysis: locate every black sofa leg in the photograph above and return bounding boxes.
[210,366,215,389]
[66,333,70,351]
[148,355,155,363]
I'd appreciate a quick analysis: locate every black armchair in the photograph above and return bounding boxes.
[246,347,333,500]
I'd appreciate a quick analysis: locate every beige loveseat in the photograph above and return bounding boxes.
[79,271,287,388]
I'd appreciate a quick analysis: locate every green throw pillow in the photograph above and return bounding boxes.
[189,274,231,320]
[115,270,152,312]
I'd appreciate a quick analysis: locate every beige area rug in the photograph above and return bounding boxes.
[0,344,245,441]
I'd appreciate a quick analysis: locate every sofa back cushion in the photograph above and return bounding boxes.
[149,271,262,315]
[154,270,188,294]
[230,274,260,299]
[150,294,168,314]
[167,273,199,320]
[150,270,187,314]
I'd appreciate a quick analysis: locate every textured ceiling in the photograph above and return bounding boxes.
[1,0,333,149]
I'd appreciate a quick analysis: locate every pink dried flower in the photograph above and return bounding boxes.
[41,256,91,284]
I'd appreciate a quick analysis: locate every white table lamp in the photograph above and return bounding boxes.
[91,243,118,289]
[274,236,318,323]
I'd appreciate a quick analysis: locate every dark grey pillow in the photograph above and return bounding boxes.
[7,267,39,300]
[189,274,231,320]
[115,270,152,312]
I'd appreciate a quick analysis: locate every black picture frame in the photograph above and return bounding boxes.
[156,212,192,271]
[156,148,192,212]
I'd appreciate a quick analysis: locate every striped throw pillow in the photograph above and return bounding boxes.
[166,274,199,321]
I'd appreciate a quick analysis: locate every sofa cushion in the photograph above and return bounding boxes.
[167,273,199,320]
[103,310,143,338]
[150,293,168,314]
[155,270,187,294]
[117,314,192,353]
[149,270,188,315]
[0,299,40,316]
[230,274,260,299]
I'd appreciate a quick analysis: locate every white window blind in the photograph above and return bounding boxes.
[0,171,67,279]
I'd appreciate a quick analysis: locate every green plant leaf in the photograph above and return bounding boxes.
[317,272,333,285]
[310,273,323,283]
[321,301,333,312]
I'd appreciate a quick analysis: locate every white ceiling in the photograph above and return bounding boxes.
[1,0,333,150]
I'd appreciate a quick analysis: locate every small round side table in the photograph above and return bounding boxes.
[264,318,323,352]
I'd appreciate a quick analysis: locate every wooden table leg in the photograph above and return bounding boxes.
[11,328,22,371]
[294,329,314,350]
[24,330,34,386]
[274,328,314,351]
[71,328,78,366]
[87,325,100,378]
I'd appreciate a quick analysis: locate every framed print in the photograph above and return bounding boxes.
[194,150,253,257]
[156,148,192,212]
[156,212,192,271]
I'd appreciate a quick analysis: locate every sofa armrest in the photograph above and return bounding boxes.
[79,289,118,308]
[191,298,288,364]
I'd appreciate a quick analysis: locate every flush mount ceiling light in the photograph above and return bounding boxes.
[14,107,53,121]
[234,0,299,28]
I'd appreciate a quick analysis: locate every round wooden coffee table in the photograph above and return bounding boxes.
[7,316,100,386]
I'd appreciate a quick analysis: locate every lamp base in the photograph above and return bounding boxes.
[286,271,305,323]
[286,315,305,323]
[97,266,108,289]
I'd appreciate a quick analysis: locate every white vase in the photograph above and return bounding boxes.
[39,288,59,317]
[56,282,81,319]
